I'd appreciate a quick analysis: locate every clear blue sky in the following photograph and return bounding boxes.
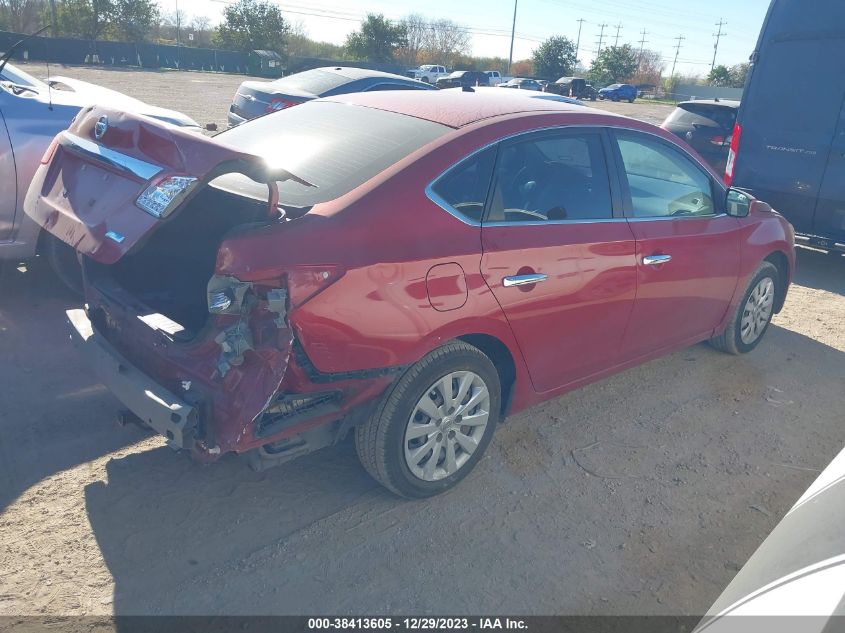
[174,0,770,75]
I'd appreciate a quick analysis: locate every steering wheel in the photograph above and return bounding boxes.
[668,191,711,217]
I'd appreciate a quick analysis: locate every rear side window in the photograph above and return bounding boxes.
[213,101,449,206]
[268,69,349,96]
[615,132,714,218]
[430,147,497,223]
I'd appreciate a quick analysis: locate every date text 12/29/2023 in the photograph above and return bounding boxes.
[308,618,528,630]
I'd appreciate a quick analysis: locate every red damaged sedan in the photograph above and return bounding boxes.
[25,90,795,497]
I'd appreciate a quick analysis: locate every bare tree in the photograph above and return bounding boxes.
[630,48,665,86]
[287,19,311,57]
[399,13,427,66]
[0,0,45,33]
[421,18,470,67]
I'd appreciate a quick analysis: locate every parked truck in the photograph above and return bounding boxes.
[406,64,448,84]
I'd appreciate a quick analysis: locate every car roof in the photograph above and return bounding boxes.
[677,99,740,108]
[324,88,613,128]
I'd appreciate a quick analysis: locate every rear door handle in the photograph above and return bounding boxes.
[643,254,672,266]
[503,273,548,287]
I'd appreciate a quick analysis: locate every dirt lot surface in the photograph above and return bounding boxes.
[1,65,844,617]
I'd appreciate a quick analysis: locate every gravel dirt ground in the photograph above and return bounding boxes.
[1,64,843,617]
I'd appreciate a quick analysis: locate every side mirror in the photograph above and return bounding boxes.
[726,188,751,218]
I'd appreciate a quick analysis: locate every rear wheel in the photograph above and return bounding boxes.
[628,98,635,103]
[355,341,500,498]
[710,262,779,355]
[44,233,83,296]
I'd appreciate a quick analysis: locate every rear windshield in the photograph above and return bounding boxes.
[666,103,736,129]
[212,101,450,207]
[267,69,350,96]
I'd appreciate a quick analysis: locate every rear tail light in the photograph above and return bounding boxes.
[207,266,345,316]
[40,134,61,164]
[136,175,198,218]
[724,122,742,186]
[265,98,299,113]
[286,265,345,308]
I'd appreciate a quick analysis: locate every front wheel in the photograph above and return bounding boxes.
[355,341,501,498]
[710,262,779,355]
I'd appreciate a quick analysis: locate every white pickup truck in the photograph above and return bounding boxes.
[407,64,448,84]
[485,71,511,86]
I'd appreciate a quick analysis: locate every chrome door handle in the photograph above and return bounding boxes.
[643,254,672,266]
[503,273,548,287]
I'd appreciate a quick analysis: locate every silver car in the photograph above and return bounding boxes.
[0,62,200,291]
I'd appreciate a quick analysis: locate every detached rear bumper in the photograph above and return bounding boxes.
[66,308,198,449]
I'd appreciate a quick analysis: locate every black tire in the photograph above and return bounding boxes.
[628,98,635,103]
[355,341,501,498]
[44,233,83,296]
[710,262,779,355]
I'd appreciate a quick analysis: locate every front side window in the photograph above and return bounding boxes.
[615,132,715,218]
[487,132,613,223]
[429,147,496,222]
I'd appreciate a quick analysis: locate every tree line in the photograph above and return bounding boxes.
[0,0,747,88]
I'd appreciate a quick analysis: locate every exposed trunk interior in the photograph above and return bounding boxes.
[108,185,271,337]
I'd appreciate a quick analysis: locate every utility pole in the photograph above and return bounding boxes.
[175,0,181,68]
[711,19,727,70]
[670,35,685,79]
[613,22,623,47]
[507,0,518,75]
[595,23,608,56]
[575,18,585,63]
[637,29,648,68]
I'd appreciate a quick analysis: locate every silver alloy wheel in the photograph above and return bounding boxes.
[740,277,775,344]
[403,371,491,482]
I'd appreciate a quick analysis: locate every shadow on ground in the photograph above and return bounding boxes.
[0,258,143,513]
[83,325,845,615]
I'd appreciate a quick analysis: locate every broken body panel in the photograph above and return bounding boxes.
[25,106,395,462]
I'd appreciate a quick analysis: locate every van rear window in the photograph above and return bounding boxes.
[211,101,450,207]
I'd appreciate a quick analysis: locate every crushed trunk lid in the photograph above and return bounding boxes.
[25,105,312,264]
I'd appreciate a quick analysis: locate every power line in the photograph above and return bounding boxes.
[670,34,685,78]
[595,22,608,56]
[575,17,586,62]
[637,28,648,66]
[712,18,726,70]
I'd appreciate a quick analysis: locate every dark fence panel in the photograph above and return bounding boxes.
[0,31,249,73]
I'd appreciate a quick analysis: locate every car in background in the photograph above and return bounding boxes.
[0,61,200,292]
[485,70,510,86]
[598,83,637,102]
[544,76,597,101]
[498,78,542,91]
[435,70,489,89]
[407,64,448,84]
[228,66,434,127]
[727,0,845,255]
[661,100,739,173]
[26,89,793,498]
